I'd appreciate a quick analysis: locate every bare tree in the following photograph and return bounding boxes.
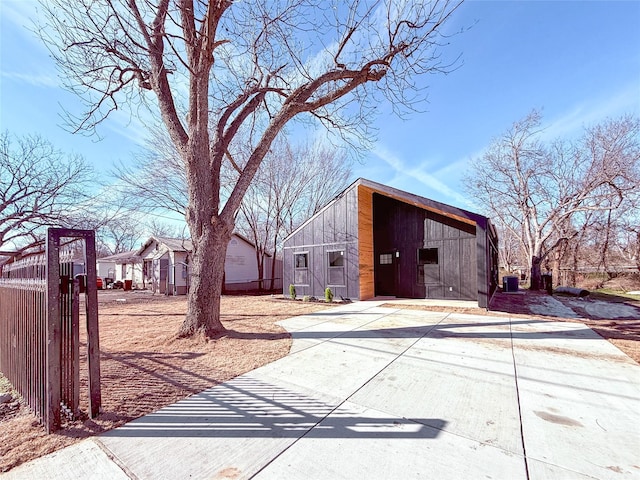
[146,218,189,240]
[618,195,640,272]
[39,0,464,337]
[236,137,352,290]
[465,111,639,290]
[113,125,189,217]
[96,215,146,255]
[0,131,93,253]
[494,220,523,275]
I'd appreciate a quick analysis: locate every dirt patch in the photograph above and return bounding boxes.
[0,293,330,473]
[385,289,640,364]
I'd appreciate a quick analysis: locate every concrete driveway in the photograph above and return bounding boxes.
[6,301,640,479]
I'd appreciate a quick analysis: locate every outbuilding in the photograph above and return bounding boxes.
[282,178,498,307]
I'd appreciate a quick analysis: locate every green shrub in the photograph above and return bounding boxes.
[325,287,334,303]
[289,284,296,300]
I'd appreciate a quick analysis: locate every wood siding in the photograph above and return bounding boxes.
[282,187,360,299]
[357,185,374,299]
[283,178,497,306]
[372,194,477,301]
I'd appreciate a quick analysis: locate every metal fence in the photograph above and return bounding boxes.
[0,228,101,433]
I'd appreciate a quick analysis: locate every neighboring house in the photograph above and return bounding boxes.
[224,234,282,292]
[97,250,143,288]
[282,178,499,308]
[138,237,191,295]
[137,234,281,296]
[96,256,116,282]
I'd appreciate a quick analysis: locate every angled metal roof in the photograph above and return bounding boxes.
[284,177,492,242]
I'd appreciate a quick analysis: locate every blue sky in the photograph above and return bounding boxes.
[1,0,639,215]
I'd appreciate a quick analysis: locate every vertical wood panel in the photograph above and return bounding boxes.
[443,239,460,298]
[357,186,374,299]
[460,237,477,300]
[476,229,489,308]
[312,246,323,295]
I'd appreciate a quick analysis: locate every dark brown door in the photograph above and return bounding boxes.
[375,251,397,296]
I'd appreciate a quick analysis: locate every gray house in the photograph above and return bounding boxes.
[282,178,498,307]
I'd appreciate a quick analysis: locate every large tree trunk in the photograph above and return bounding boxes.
[269,235,279,291]
[552,258,561,289]
[530,255,542,290]
[179,221,232,338]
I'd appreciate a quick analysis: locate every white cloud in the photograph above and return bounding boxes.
[543,83,640,141]
[1,0,47,49]
[372,145,471,207]
[1,71,58,88]
[105,109,152,147]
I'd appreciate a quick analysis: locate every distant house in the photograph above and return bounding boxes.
[136,234,282,296]
[138,237,191,295]
[282,178,499,308]
[96,250,143,288]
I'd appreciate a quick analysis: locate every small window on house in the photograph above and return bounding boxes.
[294,252,309,285]
[379,253,393,265]
[419,248,439,265]
[327,251,345,286]
[328,251,344,267]
[418,248,439,284]
[295,253,308,268]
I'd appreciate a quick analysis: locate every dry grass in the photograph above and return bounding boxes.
[0,292,331,473]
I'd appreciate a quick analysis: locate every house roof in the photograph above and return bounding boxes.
[285,177,494,242]
[357,178,489,227]
[98,250,141,263]
[135,233,270,256]
[136,236,192,256]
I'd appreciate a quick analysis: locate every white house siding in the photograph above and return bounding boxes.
[117,262,143,288]
[139,242,169,294]
[97,261,116,282]
[224,236,256,291]
[170,251,189,295]
[97,251,143,288]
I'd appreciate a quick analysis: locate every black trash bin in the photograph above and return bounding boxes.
[541,274,553,294]
[503,276,519,293]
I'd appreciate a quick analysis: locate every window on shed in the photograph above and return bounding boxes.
[417,248,440,284]
[379,253,393,265]
[294,252,309,285]
[327,250,345,285]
